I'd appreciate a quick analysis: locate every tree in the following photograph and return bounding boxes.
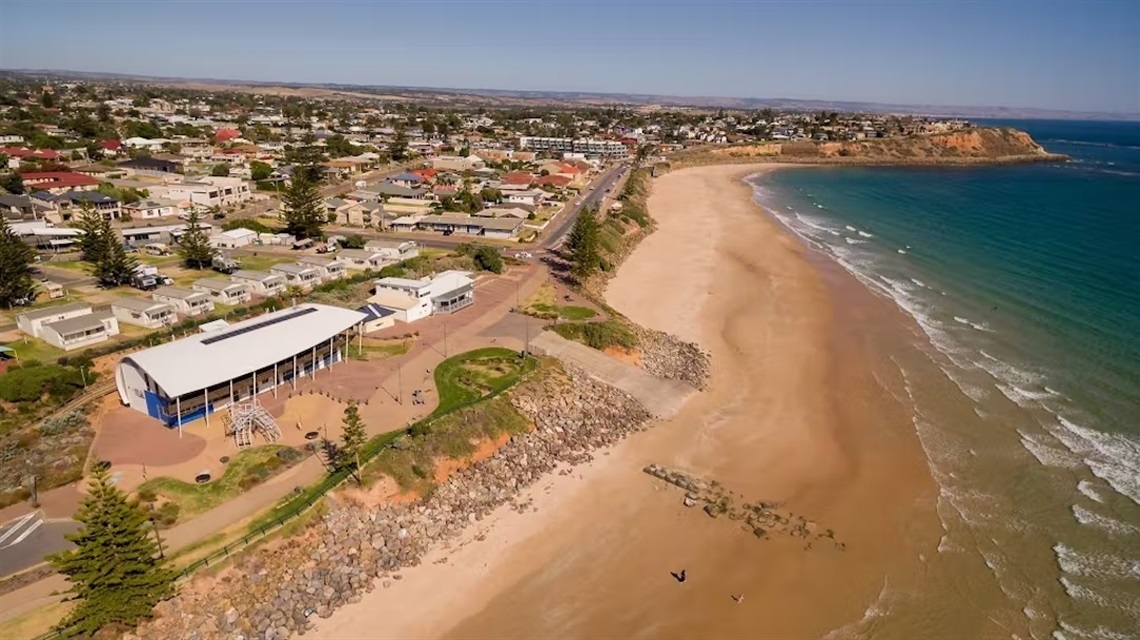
[343,234,365,249]
[473,246,503,274]
[179,208,215,269]
[249,160,273,181]
[281,173,325,240]
[340,401,367,483]
[40,90,54,109]
[91,216,138,287]
[0,216,37,308]
[567,206,601,281]
[0,171,23,194]
[49,466,174,636]
[324,134,358,158]
[74,203,107,264]
[388,127,409,162]
[210,163,230,177]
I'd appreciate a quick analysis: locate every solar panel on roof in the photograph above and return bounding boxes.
[201,307,318,345]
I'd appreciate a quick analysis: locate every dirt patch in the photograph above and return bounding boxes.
[432,432,511,484]
[603,346,642,367]
[339,476,420,510]
[93,406,207,466]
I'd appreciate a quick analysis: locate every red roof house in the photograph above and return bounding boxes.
[18,171,100,193]
[536,174,573,188]
[214,128,242,143]
[100,140,123,151]
[411,168,438,181]
[1,146,60,161]
[501,171,534,186]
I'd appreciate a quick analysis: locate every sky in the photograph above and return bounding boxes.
[0,0,1137,114]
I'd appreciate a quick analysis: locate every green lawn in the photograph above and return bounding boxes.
[529,303,597,321]
[0,338,65,365]
[345,339,411,361]
[137,445,305,521]
[236,254,292,272]
[431,347,536,417]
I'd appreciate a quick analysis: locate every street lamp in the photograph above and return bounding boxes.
[147,503,166,559]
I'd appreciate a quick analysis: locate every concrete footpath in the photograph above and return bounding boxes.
[530,332,697,418]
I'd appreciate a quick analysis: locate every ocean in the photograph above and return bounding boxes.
[748,120,1140,640]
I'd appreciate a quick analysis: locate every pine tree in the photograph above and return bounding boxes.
[340,401,367,483]
[91,216,138,287]
[178,207,215,269]
[74,202,107,264]
[0,216,38,308]
[282,173,325,240]
[49,466,174,636]
[567,206,600,281]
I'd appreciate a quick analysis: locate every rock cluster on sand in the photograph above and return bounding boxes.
[643,464,845,550]
[631,326,711,390]
[130,367,653,640]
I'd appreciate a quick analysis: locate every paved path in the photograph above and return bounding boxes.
[529,332,696,418]
[0,513,80,577]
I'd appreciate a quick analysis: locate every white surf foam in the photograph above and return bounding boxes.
[1018,430,1082,469]
[1070,503,1140,536]
[845,225,857,232]
[858,230,874,238]
[1076,480,1106,503]
[1054,542,1140,581]
[1056,621,1134,640]
[1049,416,1140,506]
[897,248,907,254]
[845,237,867,245]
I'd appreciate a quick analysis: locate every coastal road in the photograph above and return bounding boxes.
[542,164,627,250]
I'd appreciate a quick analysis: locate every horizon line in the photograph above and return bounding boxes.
[4,67,1139,120]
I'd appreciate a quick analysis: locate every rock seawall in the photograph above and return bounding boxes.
[131,365,653,640]
[631,325,711,390]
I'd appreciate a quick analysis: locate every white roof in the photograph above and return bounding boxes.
[429,270,474,298]
[219,228,257,239]
[376,276,430,290]
[369,290,421,311]
[120,303,365,398]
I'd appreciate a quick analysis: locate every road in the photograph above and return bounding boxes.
[541,163,627,250]
[0,512,80,576]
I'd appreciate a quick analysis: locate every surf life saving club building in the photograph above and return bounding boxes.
[115,303,365,428]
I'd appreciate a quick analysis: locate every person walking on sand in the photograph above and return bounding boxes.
[670,569,687,583]
[732,593,744,603]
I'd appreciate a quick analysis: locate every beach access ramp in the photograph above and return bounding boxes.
[530,332,697,418]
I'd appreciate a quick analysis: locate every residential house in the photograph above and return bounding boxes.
[124,200,181,220]
[209,227,258,249]
[338,248,388,270]
[122,137,170,152]
[363,181,428,199]
[118,156,180,176]
[0,146,59,169]
[506,189,547,208]
[476,206,531,219]
[152,286,215,316]
[363,239,419,262]
[121,222,213,247]
[111,298,176,329]
[32,190,121,221]
[270,263,321,290]
[158,176,251,210]
[19,172,99,194]
[192,278,251,305]
[99,139,123,156]
[536,174,573,189]
[406,214,524,239]
[0,193,53,221]
[16,301,93,338]
[430,155,485,171]
[500,172,534,188]
[390,172,425,189]
[230,270,286,297]
[382,196,433,218]
[38,312,120,351]
[297,256,347,282]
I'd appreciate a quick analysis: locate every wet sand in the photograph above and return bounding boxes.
[316,165,942,639]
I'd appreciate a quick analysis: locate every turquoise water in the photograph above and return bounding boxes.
[749,120,1140,639]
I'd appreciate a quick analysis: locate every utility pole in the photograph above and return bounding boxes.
[443,322,448,358]
[397,360,403,405]
[148,504,165,559]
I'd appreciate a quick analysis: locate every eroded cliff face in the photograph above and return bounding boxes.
[679,127,1063,166]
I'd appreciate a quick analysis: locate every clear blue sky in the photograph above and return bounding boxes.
[1,0,1137,113]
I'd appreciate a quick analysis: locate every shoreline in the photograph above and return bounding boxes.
[316,163,940,639]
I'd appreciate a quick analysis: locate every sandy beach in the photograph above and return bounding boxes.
[316,164,942,639]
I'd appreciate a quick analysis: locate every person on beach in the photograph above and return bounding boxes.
[732,593,744,603]
[671,569,687,583]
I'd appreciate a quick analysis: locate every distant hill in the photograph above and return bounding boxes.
[4,68,1137,122]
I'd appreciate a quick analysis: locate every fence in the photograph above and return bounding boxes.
[172,348,537,579]
[32,350,538,640]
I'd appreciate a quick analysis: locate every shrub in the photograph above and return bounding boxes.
[550,320,637,351]
[154,501,180,526]
[0,364,85,403]
[39,410,88,436]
